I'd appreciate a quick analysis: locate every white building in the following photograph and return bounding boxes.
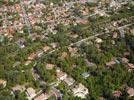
[72,83,89,98]
[26,87,37,100]
[64,77,75,86]
[56,69,67,81]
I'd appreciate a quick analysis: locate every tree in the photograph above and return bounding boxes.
[15,91,28,100]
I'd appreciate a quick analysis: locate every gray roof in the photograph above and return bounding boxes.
[82,72,90,78]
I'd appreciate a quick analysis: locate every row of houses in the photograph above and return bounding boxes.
[11,84,51,100]
[56,68,89,98]
[0,2,25,40]
[112,87,134,98]
[25,44,58,66]
[105,56,134,71]
[23,0,92,36]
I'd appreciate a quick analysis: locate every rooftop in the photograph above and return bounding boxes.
[72,83,89,98]
[0,79,7,87]
[45,63,55,70]
[26,87,36,99]
[34,93,50,100]
[127,87,134,97]
[64,77,75,86]
[56,69,67,80]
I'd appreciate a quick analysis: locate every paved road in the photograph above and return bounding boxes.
[20,0,32,34]
[82,15,134,30]
[118,23,134,29]
[40,23,134,58]
[118,23,134,38]
[42,33,106,57]
[51,87,62,100]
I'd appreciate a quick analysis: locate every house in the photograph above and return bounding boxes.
[112,32,118,38]
[71,83,89,98]
[68,47,78,54]
[59,52,68,60]
[127,63,134,69]
[112,90,122,97]
[64,77,75,86]
[16,38,25,48]
[76,18,89,25]
[95,38,103,44]
[26,87,36,100]
[28,53,37,60]
[12,85,25,93]
[127,87,134,97]
[81,72,90,79]
[106,60,116,67]
[45,64,55,70]
[36,50,43,57]
[0,79,7,88]
[56,69,67,81]
[34,93,50,100]
[121,57,129,64]
[50,43,58,48]
[42,46,50,52]
[25,60,32,66]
